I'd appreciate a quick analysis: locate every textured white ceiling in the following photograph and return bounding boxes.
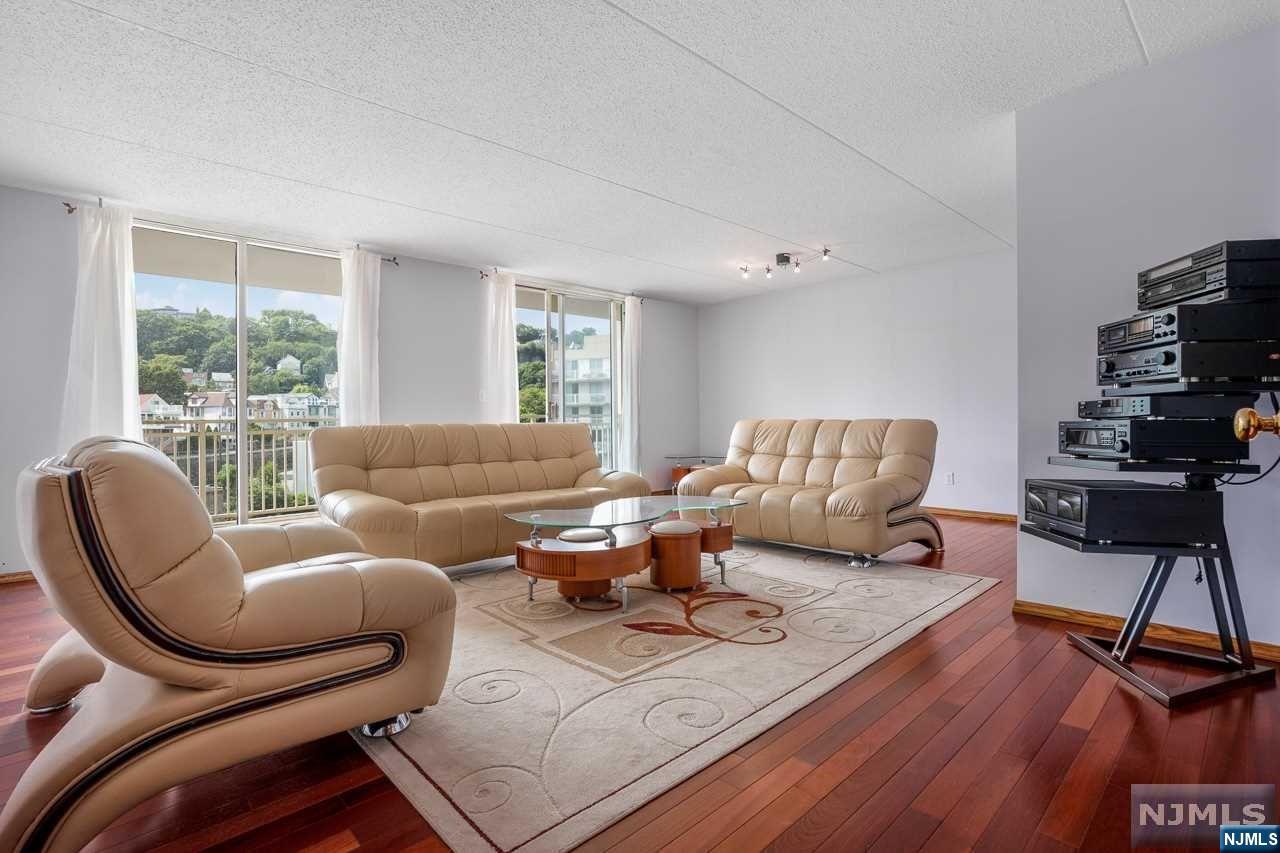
[0,0,1274,303]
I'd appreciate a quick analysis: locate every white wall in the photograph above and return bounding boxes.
[0,185,79,573]
[378,255,487,424]
[1016,26,1280,643]
[696,250,1018,514]
[638,298,699,489]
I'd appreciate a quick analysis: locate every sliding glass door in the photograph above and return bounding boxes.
[132,225,341,524]
[515,284,621,468]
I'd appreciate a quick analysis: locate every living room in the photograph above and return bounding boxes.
[0,3,1277,852]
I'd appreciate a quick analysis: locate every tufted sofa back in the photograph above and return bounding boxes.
[724,418,937,494]
[310,423,604,504]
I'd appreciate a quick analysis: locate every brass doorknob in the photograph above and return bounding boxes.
[1234,407,1279,441]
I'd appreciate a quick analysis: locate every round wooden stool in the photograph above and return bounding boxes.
[649,519,703,590]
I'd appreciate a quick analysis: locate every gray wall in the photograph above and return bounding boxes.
[695,250,1019,514]
[378,255,487,424]
[1016,26,1280,642]
[0,185,79,573]
[638,297,700,489]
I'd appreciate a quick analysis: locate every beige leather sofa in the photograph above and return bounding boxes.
[311,423,650,567]
[678,418,943,561]
[1,438,456,853]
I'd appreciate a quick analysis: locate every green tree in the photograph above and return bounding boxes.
[519,385,546,423]
[517,338,544,364]
[518,360,545,390]
[201,337,236,373]
[566,326,598,348]
[138,354,188,403]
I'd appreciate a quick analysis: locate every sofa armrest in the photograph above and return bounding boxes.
[318,490,419,559]
[217,521,368,573]
[676,464,750,496]
[575,468,651,497]
[826,474,922,519]
[319,490,416,533]
[230,557,455,649]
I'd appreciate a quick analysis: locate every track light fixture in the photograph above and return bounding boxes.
[738,246,831,283]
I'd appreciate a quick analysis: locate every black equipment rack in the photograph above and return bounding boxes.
[1027,455,1275,707]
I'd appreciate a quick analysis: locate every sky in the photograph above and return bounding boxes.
[134,273,341,328]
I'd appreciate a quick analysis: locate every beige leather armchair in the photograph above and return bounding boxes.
[311,423,650,567]
[1,438,456,853]
[678,418,943,562]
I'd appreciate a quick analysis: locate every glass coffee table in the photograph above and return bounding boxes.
[505,495,746,610]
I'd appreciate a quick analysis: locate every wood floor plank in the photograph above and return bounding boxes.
[1034,677,1147,847]
[810,624,1069,851]
[706,788,818,853]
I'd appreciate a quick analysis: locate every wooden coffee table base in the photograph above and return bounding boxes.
[555,578,612,598]
[514,526,652,611]
[699,521,734,585]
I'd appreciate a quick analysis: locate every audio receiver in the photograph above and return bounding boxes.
[1137,239,1280,310]
[1077,394,1256,419]
[1097,301,1280,355]
[1058,418,1246,461]
[1024,479,1223,545]
[1097,340,1280,385]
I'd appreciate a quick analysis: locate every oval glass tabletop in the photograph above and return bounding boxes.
[504,495,746,530]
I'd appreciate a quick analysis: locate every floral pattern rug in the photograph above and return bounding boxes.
[355,543,997,852]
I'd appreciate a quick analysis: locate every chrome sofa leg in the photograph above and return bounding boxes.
[360,712,412,738]
[26,697,76,715]
[848,554,875,568]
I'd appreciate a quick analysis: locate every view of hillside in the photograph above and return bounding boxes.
[135,306,338,404]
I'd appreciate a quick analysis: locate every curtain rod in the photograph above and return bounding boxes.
[62,196,103,214]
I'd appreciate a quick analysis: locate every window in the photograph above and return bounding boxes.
[515,284,622,468]
[133,224,341,524]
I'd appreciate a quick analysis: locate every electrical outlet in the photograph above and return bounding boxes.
[944,472,956,485]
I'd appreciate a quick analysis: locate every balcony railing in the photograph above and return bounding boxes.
[141,416,337,525]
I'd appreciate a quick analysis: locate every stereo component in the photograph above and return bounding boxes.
[1024,479,1223,545]
[1077,395,1256,419]
[1097,301,1280,355]
[1136,239,1280,310]
[1058,418,1246,461]
[1097,340,1280,385]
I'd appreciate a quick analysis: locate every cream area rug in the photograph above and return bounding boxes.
[355,544,998,853]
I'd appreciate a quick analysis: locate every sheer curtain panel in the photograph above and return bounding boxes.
[58,205,141,448]
[618,295,642,473]
[481,270,519,423]
[338,248,381,425]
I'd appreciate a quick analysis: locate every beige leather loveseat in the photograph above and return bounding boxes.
[677,418,943,560]
[311,423,650,567]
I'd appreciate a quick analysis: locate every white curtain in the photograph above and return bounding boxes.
[338,248,381,425]
[480,270,518,423]
[617,295,642,473]
[58,206,142,449]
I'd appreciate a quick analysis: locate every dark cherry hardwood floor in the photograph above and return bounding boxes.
[1,517,1274,852]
